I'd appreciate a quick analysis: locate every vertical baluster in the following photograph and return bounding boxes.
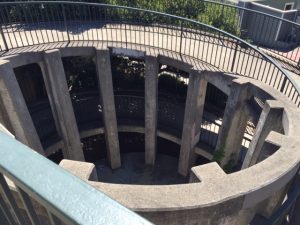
[47,211,63,225]
[17,187,41,225]
[0,174,27,225]
[0,195,16,225]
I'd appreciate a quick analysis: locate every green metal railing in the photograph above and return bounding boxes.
[0,129,151,225]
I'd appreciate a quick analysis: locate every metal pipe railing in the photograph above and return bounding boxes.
[0,129,151,225]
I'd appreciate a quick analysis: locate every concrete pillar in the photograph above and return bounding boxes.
[242,100,283,169]
[215,78,251,166]
[178,70,207,176]
[0,60,44,155]
[214,208,256,225]
[42,49,84,161]
[95,48,121,169]
[144,55,159,165]
[260,184,290,219]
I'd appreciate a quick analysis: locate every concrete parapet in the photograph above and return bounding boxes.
[2,46,300,225]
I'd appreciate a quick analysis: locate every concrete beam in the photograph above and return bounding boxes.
[42,49,84,161]
[178,70,207,176]
[0,60,44,155]
[144,55,159,165]
[242,100,283,169]
[95,48,121,169]
[215,78,251,166]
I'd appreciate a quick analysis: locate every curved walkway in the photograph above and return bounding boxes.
[0,20,299,106]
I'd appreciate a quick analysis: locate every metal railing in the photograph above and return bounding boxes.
[0,1,299,108]
[201,1,300,72]
[0,129,151,225]
[8,0,300,72]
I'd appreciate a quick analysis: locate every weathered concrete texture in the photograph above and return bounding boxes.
[260,182,290,219]
[2,47,300,225]
[59,159,98,181]
[215,78,251,166]
[242,100,284,169]
[42,49,84,161]
[178,70,207,176]
[95,48,121,169]
[0,60,43,154]
[144,55,159,165]
[189,162,226,183]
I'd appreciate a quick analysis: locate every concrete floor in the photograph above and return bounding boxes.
[95,152,188,185]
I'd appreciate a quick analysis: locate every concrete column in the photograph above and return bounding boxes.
[42,49,84,161]
[144,55,159,165]
[260,184,290,219]
[242,100,283,169]
[95,48,121,169]
[214,208,256,225]
[0,60,44,155]
[178,70,207,176]
[215,78,251,166]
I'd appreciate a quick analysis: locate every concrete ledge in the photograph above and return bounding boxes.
[2,45,300,225]
[59,159,98,181]
[189,162,226,183]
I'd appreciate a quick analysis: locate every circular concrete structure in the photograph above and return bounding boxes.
[0,2,300,225]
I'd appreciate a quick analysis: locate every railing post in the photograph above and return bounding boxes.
[179,21,183,54]
[0,23,8,51]
[280,76,288,93]
[125,23,128,47]
[61,4,70,44]
[231,41,239,72]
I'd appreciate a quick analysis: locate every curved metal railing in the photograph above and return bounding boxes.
[0,1,299,107]
[9,0,300,71]
[201,1,300,69]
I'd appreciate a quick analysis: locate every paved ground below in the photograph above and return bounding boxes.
[95,152,188,185]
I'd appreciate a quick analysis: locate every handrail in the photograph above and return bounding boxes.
[0,1,299,108]
[0,129,151,224]
[1,0,299,69]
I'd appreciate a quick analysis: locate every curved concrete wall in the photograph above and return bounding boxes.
[1,46,300,225]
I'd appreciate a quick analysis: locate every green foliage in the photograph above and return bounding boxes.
[164,0,205,19]
[212,144,225,164]
[111,56,145,91]
[223,158,235,173]
[158,73,187,97]
[62,56,98,93]
[199,3,241,36]
[7,0,241,37]
[213,144,236,174]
